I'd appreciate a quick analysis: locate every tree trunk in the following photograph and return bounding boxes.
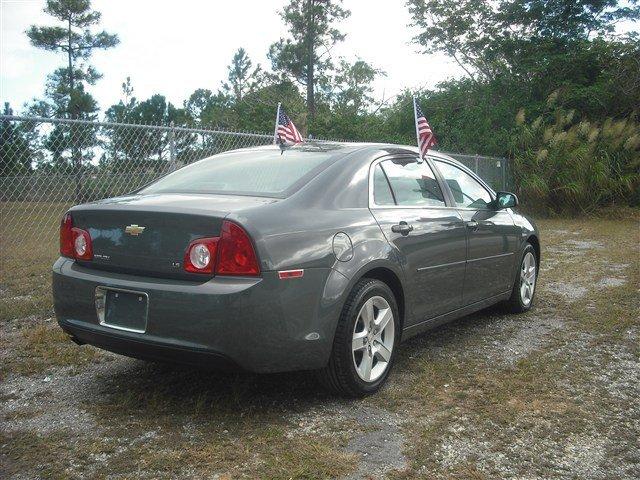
[306,0,315,125]
[68,15,83,203]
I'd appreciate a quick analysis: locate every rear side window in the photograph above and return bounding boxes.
[140,149,336,197]
[434,160,492,209]
[378,159,445,207]
[373,164,395,205]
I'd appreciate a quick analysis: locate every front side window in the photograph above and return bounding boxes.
[378,159,445,207]
[434,160,492,209]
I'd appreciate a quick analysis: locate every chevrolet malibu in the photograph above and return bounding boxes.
[53,143,539,396]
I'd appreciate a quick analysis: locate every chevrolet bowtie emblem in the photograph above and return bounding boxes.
[125,224,145,236]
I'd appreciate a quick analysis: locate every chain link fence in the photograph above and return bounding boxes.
[0,115,509,257]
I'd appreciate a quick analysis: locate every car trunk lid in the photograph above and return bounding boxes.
[70,193,275,279]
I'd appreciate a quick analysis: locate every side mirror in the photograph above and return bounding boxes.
[495,191,518,209]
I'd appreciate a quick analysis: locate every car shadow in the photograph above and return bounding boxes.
[89,304,512,417]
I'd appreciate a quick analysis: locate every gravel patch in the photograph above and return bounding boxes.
[0,355,122,436]
[288,403,408,479]
[597,277,627,288]
[543,282,589,301]
[343,405,407,479]
[565,239,605,250]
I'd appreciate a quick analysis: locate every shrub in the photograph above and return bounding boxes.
[511,97,640,215]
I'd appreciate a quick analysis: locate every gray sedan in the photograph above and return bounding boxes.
[53,143,539,396]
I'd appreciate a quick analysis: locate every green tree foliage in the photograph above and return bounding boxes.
[26,0,119,195]
[403,0,640,214]
[0,103,32,175]
[104,80,188,172]
[332,60,384,114]
[407,0,639,83]
[268,0,350,122]
[222,48,264,102]
[27,0,119,119]
[184,88,234,126]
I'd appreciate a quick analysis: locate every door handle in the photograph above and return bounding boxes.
[391,221,414,236]
[466,220,479,231]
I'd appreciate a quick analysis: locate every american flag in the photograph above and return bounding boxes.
[274,104,303,145]
[414,97,437,157]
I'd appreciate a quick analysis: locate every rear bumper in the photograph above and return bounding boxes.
[59,318,240,370]
[52,258,346,373]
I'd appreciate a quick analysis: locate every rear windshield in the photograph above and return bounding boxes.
[139,147,338,197]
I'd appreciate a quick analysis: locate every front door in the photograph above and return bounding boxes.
[369,157,467,325]
[433,159,519,305]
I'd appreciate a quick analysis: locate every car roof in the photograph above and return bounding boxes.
[241,141,465,168]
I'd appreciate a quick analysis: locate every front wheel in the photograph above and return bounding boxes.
[504,243,537,313]
[318,279,399,397]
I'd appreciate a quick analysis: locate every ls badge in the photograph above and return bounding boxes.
[125,224,145,236]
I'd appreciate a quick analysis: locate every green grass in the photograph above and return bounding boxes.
[0,201,71,322]
[1,204,639,478]
[376,215,640,478]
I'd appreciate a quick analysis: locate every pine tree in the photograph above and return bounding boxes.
[268,0,350,123]
[27,0,119,199]
[222,48,263,102]
[27,0,119,119]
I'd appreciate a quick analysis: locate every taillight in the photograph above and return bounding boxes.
[184,237,218,274]
[182,221,260,276]
[59,213,93,261]
[60,213,74,257]
[72,227,93,260]
[216,221,260,276]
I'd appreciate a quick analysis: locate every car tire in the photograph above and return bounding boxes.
[504,243,537,313]
[318,278,400,397]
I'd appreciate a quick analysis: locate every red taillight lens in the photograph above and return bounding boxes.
[60,213,74,258]
[184,237,219,274]
[59,213,93,260]
[182,221,259,276]
[217,221,260,276]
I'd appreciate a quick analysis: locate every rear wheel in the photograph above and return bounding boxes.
[318,279,399,397]
[504,243,537,313]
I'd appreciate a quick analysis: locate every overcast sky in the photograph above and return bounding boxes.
[0,0,464,116]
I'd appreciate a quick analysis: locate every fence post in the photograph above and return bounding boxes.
[71,122,84,204]
[501,158,507,191]
[474,154,479,175]
[168,122,177,172]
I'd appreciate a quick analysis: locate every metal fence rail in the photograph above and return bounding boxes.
[0,115,509,254]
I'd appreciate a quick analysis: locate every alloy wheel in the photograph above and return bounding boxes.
[352,296,395,382]
[520,251,536,306]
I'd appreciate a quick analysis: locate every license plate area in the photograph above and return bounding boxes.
[95,287,148,333]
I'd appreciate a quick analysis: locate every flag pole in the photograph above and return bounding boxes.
[273,102,281,145]
[412,96,422,160]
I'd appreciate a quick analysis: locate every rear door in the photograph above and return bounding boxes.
[432,158,519,305]
[369,156,467,325]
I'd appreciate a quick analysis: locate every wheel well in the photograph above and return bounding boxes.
[527,234,541,267]
[361,267,405,329]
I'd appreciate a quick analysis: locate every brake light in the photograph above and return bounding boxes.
[60,213,74,257]
[216,221,260,276]
[183,221,260,276]
[184,237,218,274]
[59,213,93,260]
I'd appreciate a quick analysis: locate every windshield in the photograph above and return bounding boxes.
[139,147,339,197]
